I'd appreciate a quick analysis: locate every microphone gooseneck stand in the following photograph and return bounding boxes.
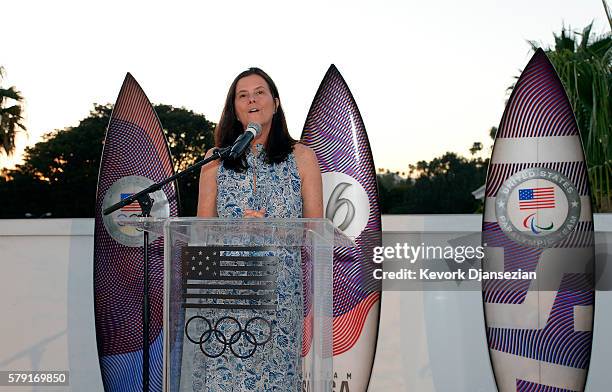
[103,146,230,392]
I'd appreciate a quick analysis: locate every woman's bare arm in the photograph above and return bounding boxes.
[196,148,220,217]
[294,143,323,218]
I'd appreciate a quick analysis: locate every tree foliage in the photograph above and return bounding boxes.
[0,66,27,156]
[529,23,612,211]
[377,152,489,214]
[0,104,214,218]
[1,101,490,217]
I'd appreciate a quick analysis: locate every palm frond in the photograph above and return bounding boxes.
[537,24,612,210]
[0,66,27,156]
[603,0,612,31]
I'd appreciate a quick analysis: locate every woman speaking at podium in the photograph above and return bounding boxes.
[196,67,323,390]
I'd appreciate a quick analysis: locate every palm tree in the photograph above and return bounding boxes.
[0,66,27,156]
[529,23,612,211]
[604,0,612,30]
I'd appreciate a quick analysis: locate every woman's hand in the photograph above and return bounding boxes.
[243,208,266,218]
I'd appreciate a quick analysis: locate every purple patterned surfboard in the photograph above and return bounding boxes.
[482,49,594,391]
[301,65,381,392]
[94,73,178,391]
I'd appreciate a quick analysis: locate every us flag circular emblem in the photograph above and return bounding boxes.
[102,175,170,247]
[495,167,581,247]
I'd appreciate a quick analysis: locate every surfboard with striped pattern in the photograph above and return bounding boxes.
[301,65,381,392]
[482,49,594,392]
[94,73,178,391]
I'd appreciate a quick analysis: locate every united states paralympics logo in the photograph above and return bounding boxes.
[495,167,581,247]
[102,175,170,247]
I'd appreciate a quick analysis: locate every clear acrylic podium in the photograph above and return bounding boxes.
[128,218,352,392]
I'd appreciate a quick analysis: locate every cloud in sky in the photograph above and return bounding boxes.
[1,0,608,171]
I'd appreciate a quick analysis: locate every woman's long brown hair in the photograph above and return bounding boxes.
[215,67,296,171]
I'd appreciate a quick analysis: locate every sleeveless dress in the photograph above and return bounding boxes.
[191,144,303,391]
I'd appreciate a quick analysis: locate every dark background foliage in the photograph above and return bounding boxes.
[0,101,490,218]
[378,152,488,214]
[0,104,214,218]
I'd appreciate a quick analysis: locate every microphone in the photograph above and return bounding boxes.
[228,122,262,160]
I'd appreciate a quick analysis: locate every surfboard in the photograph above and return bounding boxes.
[301,65,381,392]
[482,49,594,391]
[94,73,178,391]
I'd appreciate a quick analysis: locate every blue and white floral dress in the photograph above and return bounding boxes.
[191,144,303,391]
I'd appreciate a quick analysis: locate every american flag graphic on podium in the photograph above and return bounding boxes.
[181,246,279,311]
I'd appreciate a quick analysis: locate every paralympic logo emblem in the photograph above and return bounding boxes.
[495,167,581,247]
[523,213,554,234]
[101,175,170,247]
[185,315,272,359]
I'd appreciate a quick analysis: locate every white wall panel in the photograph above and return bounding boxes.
[1,216,610,391]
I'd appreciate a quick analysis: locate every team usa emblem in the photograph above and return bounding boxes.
[495,167,581,247]
[101,175,170,247]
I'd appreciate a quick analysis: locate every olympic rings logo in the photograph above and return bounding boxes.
[184,315,272,359]
[115,213,144,232]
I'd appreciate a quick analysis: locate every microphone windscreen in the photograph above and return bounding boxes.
[247,122,262,136]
